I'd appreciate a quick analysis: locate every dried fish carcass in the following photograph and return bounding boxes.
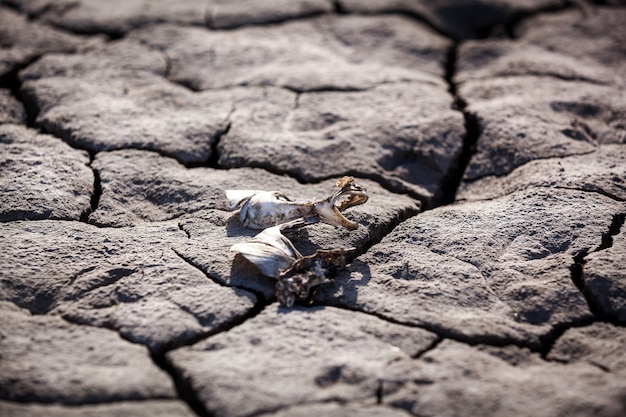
[226,176,368,230]
[231,220,355,307]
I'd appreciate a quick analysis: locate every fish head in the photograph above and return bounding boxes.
[315,177,369,230]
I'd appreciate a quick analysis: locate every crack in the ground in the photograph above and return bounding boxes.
[1,58,106,226]
[281,78,445,95]
[412,336,444,360]
[331,0,345,14]
[63,266,136,303]
[598,212,625,251]
[293,91,301,110]
[281,84,373,94]
[150,301,271,417]
[0,72,23,114]
[0,58,43,129]
[432,43,480,207]
[79,152,103,223]
[177,222,192,239]
[538,315,599,360]
[44,312,212,415]
[513,70,610,86]
[569,212,625,320]
[341,205,421,268]
[539,318,613,374]
[3,4,624,414]
[374,337,443,407]
[171,238,290,317]
[151,352,215,417]
[205,117,232,169]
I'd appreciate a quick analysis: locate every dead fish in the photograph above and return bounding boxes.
[230,222,303,279]
[231,220,355,307]
[275,247,355,307]
[226,176,368,230]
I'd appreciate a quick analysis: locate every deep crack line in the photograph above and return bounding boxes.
[204,117,232,169]
[598,212,625,251]
[569,211,626,320]
[80,152,102,223]
[177,222,192,239]
[433,42,480,207]
[151,352,214,417]
[538,316,599,361]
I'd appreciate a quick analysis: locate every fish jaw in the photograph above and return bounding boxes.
[314,177,369,230]
[314,200,359,230]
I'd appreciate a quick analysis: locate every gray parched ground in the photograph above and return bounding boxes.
[1,1,625,416]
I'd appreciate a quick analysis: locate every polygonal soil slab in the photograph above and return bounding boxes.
[314,188,624,349]
[381,340,626,417]
[0,220,257,352]
[20,41,233,164]
[0,302,175,404]
[549,322,626,372]
[582,228,626,323]
[0,6,85,77]
[166,306,438,417]
[0,124,93,221]
[336,0,564,39]
[456,8,626,85]
[0,400,196,417]
[217,83,464,201]
[515,7,626,83]
[89,149,234,227]
[458,144,626,201]
[130,14,450,91]
[457,77,624,181]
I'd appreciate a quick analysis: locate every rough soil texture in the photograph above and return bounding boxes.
[1,1,625,416]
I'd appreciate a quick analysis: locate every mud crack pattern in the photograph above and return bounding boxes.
[1,1,625,416]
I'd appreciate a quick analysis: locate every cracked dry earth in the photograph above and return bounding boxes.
[1,0,625,416]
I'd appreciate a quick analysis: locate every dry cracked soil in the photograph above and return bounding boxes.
[1,1,625,416]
